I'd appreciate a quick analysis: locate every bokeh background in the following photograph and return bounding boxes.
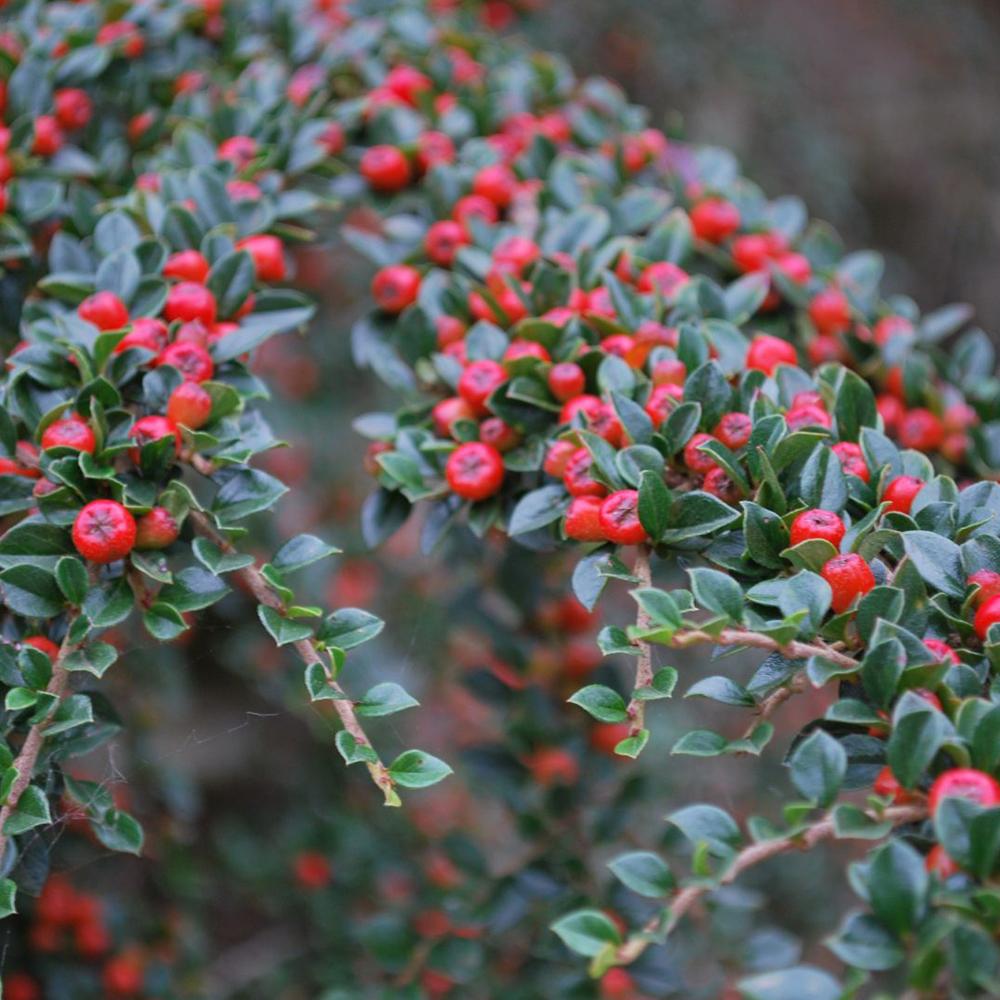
[8,2,1000,997]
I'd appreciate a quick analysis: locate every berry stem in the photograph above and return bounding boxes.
[0,619,80,861]
[626,545,654,737]
[614,802,926,966]
[186,510,397,806]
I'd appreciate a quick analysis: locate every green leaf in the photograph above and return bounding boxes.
[335,730,377,765]
[901,530,964,599]
[62,643,117,678]
[550,909,622,958]
[3,784,51,835]
[868,839,928,934]
[388,750,452,789]
[788,730,846,807]
[608,851,674,898]
[660,490,740,543]
[212,469,289,523]
[272,534,340,573]
[688,566,745,622]
[91,809,143,855]
[685,676,755,707]
[633,667,678,700]
[191,538,255,574]
[0,565,64,618]
[257,605,313,646]
[887,698,950,788]
[568,684,628,723]
[318,607,384,650]
[738,967,842,1000]
[0,878,16,918]
[356,682,419,718]
[508,485,569,536]
[637,469,670,541]
[55,556,89,605]
[667,803,741,857]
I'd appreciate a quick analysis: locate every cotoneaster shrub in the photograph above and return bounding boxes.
[1,0,1000,997]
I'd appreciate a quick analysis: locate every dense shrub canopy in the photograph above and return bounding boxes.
[1,0,1000,997]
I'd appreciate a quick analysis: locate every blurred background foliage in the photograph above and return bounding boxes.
[7,2,1000,997]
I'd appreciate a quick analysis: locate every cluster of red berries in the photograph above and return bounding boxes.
[5,875,147,999]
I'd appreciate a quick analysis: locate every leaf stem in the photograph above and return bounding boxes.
[626,545,653,736]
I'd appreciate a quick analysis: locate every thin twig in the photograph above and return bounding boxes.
[626,545,653,736]
[0,620,79,860]
[614,802,926,965]
[186,509,397,804]
[664,626,859,671]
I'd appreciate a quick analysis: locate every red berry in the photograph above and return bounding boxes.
[134,506,179,550]
[360,145,411,192]
[645,383,682,426]
[873,765,910,802]
[458,359,505,416]
[72,500,136,564]
[526,747,579,786]
[163,250,210,283]
[128,415,180,464]
[564,496,604,541]
[683,432,717,475]
[562,447,606,498]
[808,287,852,337]
[431,397,475,438]
[589,722,631,756]
[821,553,876,613]
[652,358,686,386]
[236,234,286,282]
[31,115,63,157]
[637,261,688,296]
[690,198,740,243]
[543,440,577,479]
[41,415,95,453]
[923,638,959,665]
[479,417,519,452]
[3,973,41,1000]
[873,315,914,347]
[164,281,217,326]
[78,291,129,331]
[167,381,213,429]
[504,340,549,365]
[217,134,258,168]
[23,635,60,660]
[445,442,504,501]
[293,850,333,889]
[969,570,1000,607]
[371,265,421,313]
[832,441,870,483]
[746,334,796,375]
[974,594,1000,642]
[54,88,92,130]
[157,341,214,382]
[702,467,740,504]
[600,968,635,1000]
[731,233,774,272]
[925,844,961,879]
[472,163,517,207]
[547,362,585,402]
[102,951,144,997]
[928,768,1000,815]
[713,412,752,450]
[599,490,647,545]
[115,317,168,354]
[882,475,924,515]
[898,408,944,452]
[424,220,467,267]
[789,509,845,549]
